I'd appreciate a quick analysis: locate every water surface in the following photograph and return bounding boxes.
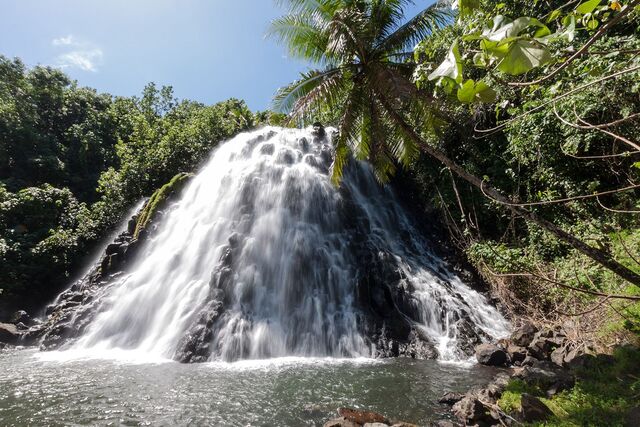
[0,349,500,426]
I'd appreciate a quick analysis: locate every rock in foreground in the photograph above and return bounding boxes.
[323,408,420,427]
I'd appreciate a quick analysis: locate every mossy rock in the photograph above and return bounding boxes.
[134,172,193,239]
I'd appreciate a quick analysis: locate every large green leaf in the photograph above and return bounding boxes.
[428,40,463,83]
[576,0,602,15]
[457,79,497,103]
[458,0,480,17]
[497,39,552,75]
[482,16,550,42]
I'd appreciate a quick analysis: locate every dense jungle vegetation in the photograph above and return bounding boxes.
[270,0,640,423]
[271,0,640,346]
[1,0,639,364]
[0,60,259,313]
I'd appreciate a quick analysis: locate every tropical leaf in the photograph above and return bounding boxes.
[428,40,462,83]
[496,39,552,75]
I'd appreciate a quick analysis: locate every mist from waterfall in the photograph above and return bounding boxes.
[68,126,509,362]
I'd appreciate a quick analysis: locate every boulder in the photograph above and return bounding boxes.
[105,243,121,255]
[312,121,326,138]
[452,396,488,425]
[514,361,574,395]
[528,332,564,360]
[550,345,569,366]
[338,408,389,425]
[363,423,390,427]
[522,355,537,366]
[510,322,537,347]
[324,418,359,427]
[428,422,455,427]
[438,392,464,405]
[0,323,19,345]
[520,394,553,422]
[12,310,31,325]
[506,344,527,364]
[625,407,640,427]
[475,343,509,366]
[391,423,419,427]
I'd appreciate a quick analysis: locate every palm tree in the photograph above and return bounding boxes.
[270,0,640,286]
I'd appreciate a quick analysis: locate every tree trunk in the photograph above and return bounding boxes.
[381,97,640,287]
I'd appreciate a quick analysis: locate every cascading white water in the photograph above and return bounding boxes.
[71,126,509,361]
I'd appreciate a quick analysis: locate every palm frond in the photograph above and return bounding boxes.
[370,0,412,42]
[326,8,368,60]
[376,3,451,54]
[331,85,364,184]
[268,14,331,63]
[289,68,349,122]
[272,67,342,113]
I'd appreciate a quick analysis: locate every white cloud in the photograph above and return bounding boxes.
[52,35,76,46]
[57,49,103,72]
[51,34,103,72]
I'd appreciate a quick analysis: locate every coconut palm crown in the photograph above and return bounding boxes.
[270,0,451,183]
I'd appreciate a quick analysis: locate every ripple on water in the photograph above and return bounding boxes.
[0,348,503,426]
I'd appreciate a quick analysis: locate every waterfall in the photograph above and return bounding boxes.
[67,126,508,362]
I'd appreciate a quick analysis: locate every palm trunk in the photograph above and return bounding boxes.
[380,97,640,287]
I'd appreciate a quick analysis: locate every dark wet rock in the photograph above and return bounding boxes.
[12,310,31,325]
[475,343,509,366]
[527,331,564,360]
[522,355,537,366]
[514,361,574,394]
[105,243,121,255]
[174,299,224,363]
[428,422,456,427]
[324,418,359,427]
[298,137,310,153]
[452,396,490,425]
[510,322,537,347]
[338,408,389,425]
[625,407,640,427]
[520,394,553,422]
[0,323,19,344]
[439,392,465,405]
[312,121,326,138]
[506,344,527,364]
[259,143,275,155]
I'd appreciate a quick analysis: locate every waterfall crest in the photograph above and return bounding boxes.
[64,126,508,361]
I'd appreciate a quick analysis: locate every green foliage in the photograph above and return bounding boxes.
[405,0,640,337]
[418,0,637,100]
[134,172,192,239]
[0,183,96,306]
[271,0,451,183]
[498,346,640,426]
[0,57,256,315]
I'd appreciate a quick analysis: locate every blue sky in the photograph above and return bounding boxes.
[1,0,429,111]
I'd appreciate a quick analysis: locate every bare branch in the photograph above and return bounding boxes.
[616,232,640,267]
[483,267,640,300]
[596,196,640,214]
[572,108,640,151]
[555,296,612,317]
[475,64,640,134]
[479,181,640,208]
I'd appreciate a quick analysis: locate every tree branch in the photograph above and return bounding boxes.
[508,0,640,87]
[475,64,640,134]
[478,181,640,208]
